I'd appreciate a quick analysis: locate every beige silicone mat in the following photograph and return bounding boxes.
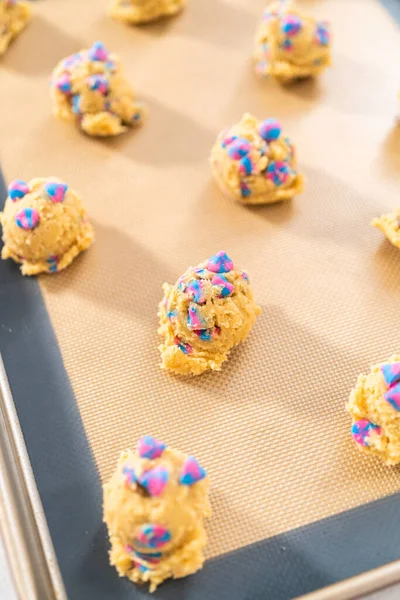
[2,0,400,562]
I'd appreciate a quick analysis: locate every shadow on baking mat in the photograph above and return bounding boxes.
[2,164,400,600]
[0,15,84,76]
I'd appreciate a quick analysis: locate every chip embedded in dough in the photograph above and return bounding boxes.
[0,177,94,275]
[158,251,261,375]
[49,41,146,137]
[210,113,304,205]
[254,1,332,82]
[346,356,400,465]
[0,0,31,56]
[109,0,185,25]
[103,436,210,592]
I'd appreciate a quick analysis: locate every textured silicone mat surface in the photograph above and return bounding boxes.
[2,0,400,598]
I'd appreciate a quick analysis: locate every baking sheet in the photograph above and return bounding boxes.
[2,0,400,598]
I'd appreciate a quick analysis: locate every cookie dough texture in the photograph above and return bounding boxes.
[50,41,146,137]
[254,1,332,82]
[158,251,261,375]
[347,356,400,465]
[0,0,31,55]
[103,436,210,592]
[109,0,185,25]
[210,113,303,205]
[371,210,400,249]
[0,177,94,275]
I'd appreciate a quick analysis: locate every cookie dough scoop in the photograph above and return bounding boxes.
[210,113,303,205]
[254,1,332,82]
[50,41,146,137]
[347,356,400,465]
[0,177,94,275]
[109,0,185,25]
[158,251,261,375]
[0,0,31,56]
[371,210,400,250]
[103,436,210,592]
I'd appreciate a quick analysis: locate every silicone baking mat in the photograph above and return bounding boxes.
[2,0,400,598]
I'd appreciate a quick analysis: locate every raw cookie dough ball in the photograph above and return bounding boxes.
[0,177,94,275]
[49,41,146,137]
[109,0,185,25]
[371,210,400,249]
[346,356,400,465]
[210,113,304,205]
[158,251,261,375]
[0,0,31,55]
[254,1,332,82]
[103,436,210,592]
